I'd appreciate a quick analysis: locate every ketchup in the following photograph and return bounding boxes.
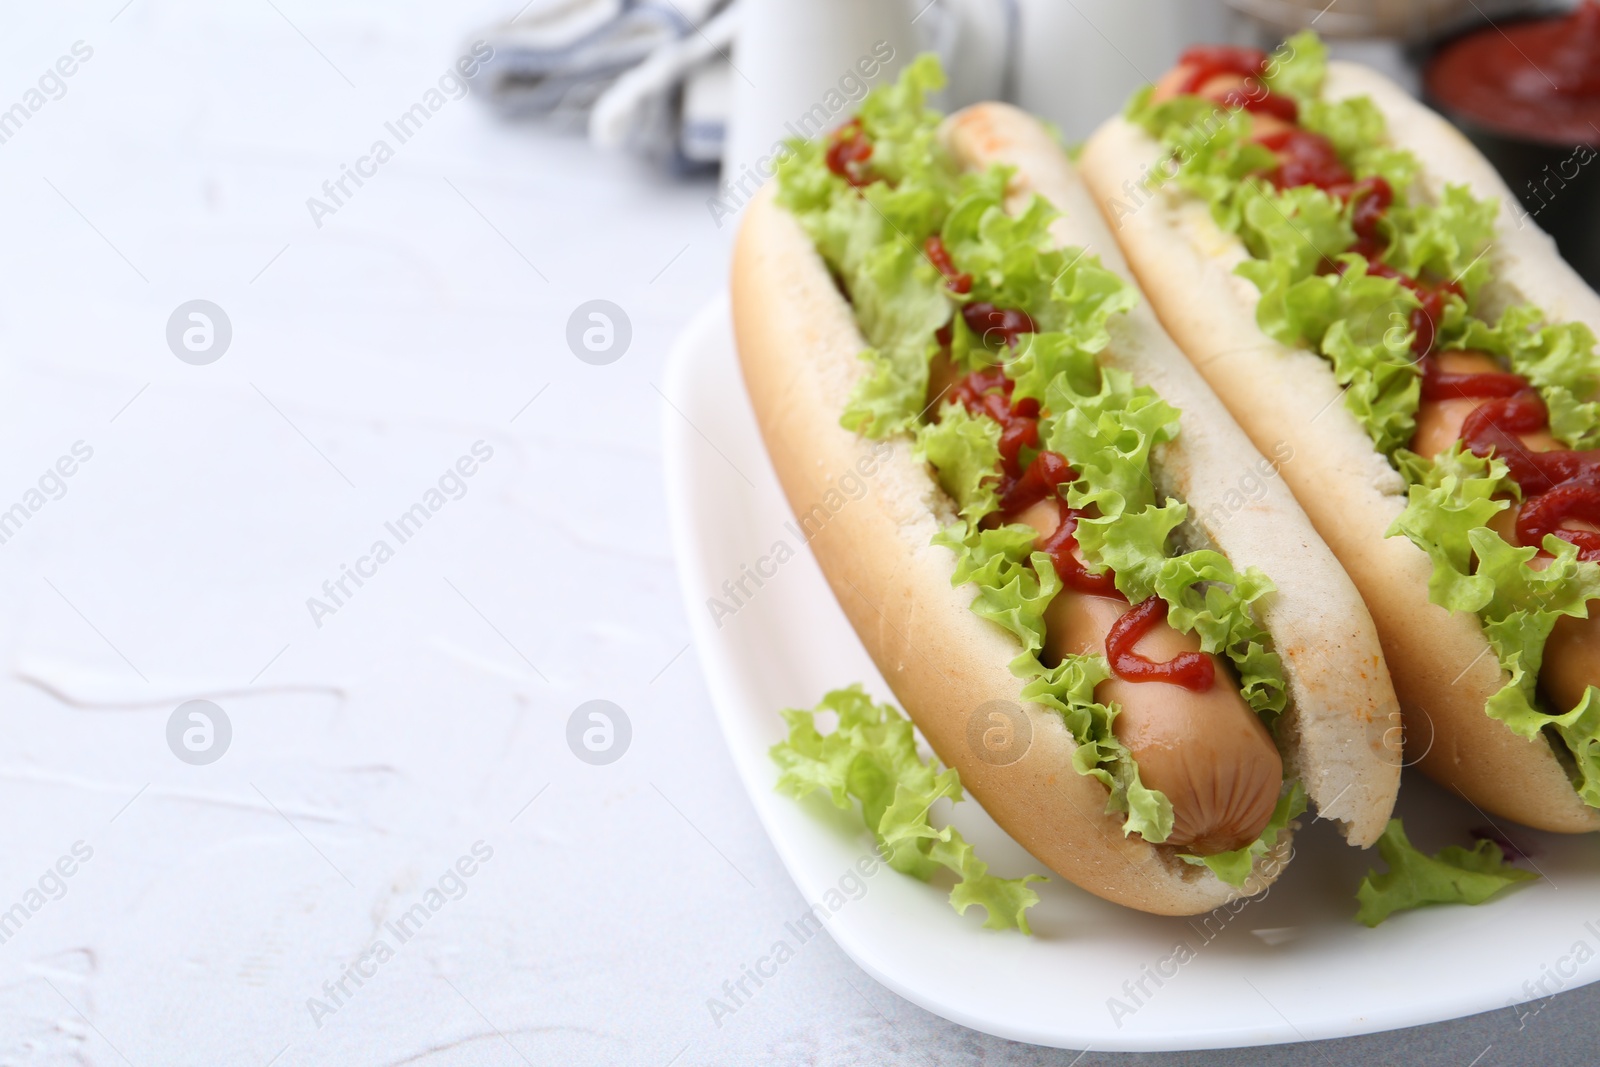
[1174,46,1298,122]
[1419,356,1526,401]
[1175,46,1268,94]
[949,370,1119,595]
[1517,469,1600,563]
[825,119,875,186]
[950,367,1038,479]
[1348,177,1393,260]
[925,235,973,294]
[1233,81,1460,357]
[1461,389,1600,495]
[1223,86,1299,123]
[1438,380,1600,561]
[998,450,1121,595]
[963,302,1037,348]
[1257,128,1351,192]
[935,300,1036,350]
[1425,0,1600,147]
[1104,597,1217,691]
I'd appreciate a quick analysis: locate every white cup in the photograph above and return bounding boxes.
[720,0,918,196]
[1013,0,1237,142]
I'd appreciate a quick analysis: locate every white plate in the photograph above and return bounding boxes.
[662,294,1600,1052]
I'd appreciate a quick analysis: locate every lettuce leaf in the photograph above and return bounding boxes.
[1042,368,1287,719]
[1043,368,1179,520]
[1474,532,1600,806]
[915,401,1001,526]
[940,172,1138,389]
[1388,444,1515,613]
[1390,446,1600,802]
[1355,819,1537,927]
[1384,184,1497,298]
[1235,182,1353,283]
[1302,95,1418,197]
[937,524,1061,663]
[1266,32,1415,195]
[1245,253,1427,456]
[1020,652,1175,844]
[1262,30,1326,107]
[771,685,1045,932]
[1125,92,1276,234]
[1156,551,1286,718]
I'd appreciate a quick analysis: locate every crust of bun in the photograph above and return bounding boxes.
[731,104,1399,913]
[1078,62,1600,832]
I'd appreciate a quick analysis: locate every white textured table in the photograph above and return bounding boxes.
[0,2,1592,1064]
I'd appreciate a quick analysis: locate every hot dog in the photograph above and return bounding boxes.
[1079,33,1600,831]
[731,57,1401,916]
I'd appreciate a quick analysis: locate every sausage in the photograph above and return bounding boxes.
[1410,351,1560,459]
[1411,350,1599,716]
[1013,500,1285,854]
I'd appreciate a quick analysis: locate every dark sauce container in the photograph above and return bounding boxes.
[1422,1,1600,288]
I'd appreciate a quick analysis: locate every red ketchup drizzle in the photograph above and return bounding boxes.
[1347,177,1393,260]
[1176,45,1298,121]
[1222,86,1299,122]
[1001,451,1121,596]
[1248,101,1460,357]
[1413,355,1600,560]
[925,236,973,294]
[1465,390,1600,556]
[1257,128,1352,192]
[1104,597,1217,691]
[950,367,1038,480]
[1419,357,1527,401]
[1175,46,1269,93]
[825,119,875,187]
[937,299,1037,350]
[1516,469,1600,563]
[949,371,1119,595]
[963,302,1037,348]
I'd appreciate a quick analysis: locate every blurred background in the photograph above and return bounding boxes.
[0,1,1594,1064]
[482,0,1595,279]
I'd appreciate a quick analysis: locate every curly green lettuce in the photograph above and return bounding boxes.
[1355,819,1536,927]
[1390,445,1600,802]
[771,685,1045,932]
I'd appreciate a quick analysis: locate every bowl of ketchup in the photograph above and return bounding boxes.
[1424,1,1600,286]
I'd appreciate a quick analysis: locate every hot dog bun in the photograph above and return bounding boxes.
[732,102,1402,915]
[1079,62,1600,832]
